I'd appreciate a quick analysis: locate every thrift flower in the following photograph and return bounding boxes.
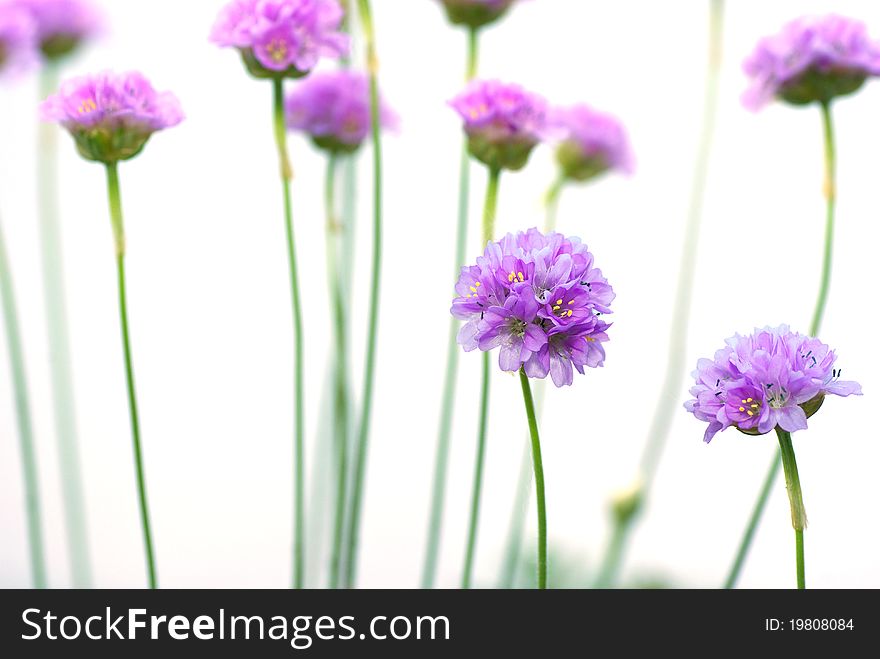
[743,14,880,110]
[210,0,349,79]
[39,70,184,164]
[685,325,861,443]
[550,104,634,183]
[450,79,547,171]
[15,0,102,59]
[0,3,35,74]
[452,228,614,387]
[434,0,519,29]
[285,69,397,153]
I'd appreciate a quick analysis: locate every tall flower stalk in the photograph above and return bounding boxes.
[594,0,724,588]
[724,12,879,588]
[518,369,546,588]
[0,210,47,589]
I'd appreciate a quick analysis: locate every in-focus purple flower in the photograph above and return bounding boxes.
[433,0,520,29]
[550,104,634,183]
[452,228,614,387]
[685,325,861,443]
[450,79,547,171]
[210,0,349,79]
[14,0,102,60]
[0,3,36,75]
[743,14,880,110]
[39,70,184,164]
[285,69,397,153]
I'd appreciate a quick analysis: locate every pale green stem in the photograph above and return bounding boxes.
[543,175,565,234]
[776,428,806,589]
[518,369,547,590]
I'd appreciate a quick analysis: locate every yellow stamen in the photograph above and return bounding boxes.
[747,411,754,417]
[470,286,477,293]
[739,407,745,412]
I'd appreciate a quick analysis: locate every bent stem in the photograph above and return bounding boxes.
[775,428,806,589]
[343,0,382,588]
[724,99,836,589]
[421,24,481,590]
[0,212,47,589]
[38,66,92,588]
[460,165,501,589]
[272,78,306,589]
[518,370,547,589]
[596,0,725,587]
[105,163,156,589]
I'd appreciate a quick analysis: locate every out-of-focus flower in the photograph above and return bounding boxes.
[285,69,397,153]
[743,14,880,110]
[450,79,547,171]
[0,3,36,74]
[452,228,614,387]
[550,104,634,183]
[210,0,349,79]
[39,70,184,163]
[685,325,861,443]
[14,0,102,60]
[434,0,520,29]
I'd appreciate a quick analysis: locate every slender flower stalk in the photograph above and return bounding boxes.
[37,63,92,589]
[518,369,546,589]
[104,163,157,588]
[461,165,500,589]
[775,428,806,588]
[343,0,382,588]
[542,176,564,234]
[0,210,47,589]
[421,23,479,591]
[595,0,725,588]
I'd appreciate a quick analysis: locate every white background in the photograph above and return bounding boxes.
[1,0,878,589]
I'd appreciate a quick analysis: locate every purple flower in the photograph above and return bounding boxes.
[0,3,36,75]
[743,14,880,110]
[685,326,861,443]
[39,70,184,164]
[452,228,614,387]
[210,0,349,79]
[433,0,520,29]
[550,104,634,183]
[285,69,397,153]
[14,0,102,59]
[450,79,547,171]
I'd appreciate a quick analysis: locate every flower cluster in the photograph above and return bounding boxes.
[550,104,634,183]
[434,0,519,29]
[743,14,880,110]
[40,70,184,164]
[450,79,547,171]
[0,3,35,74]
[286,69,397,153]
[452,229,614,387]
[14,0,102,59]
[685,326,861,443]
[210,0,348,79]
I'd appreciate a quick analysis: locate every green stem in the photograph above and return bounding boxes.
[594,521,627,589]
[543,175,565,234]
[0,211,47,589]
[343,0,382,588]
[105,162,156,589]
[325,155,349,589]
[38,66,92,588]
[596,0,725,588]
[518,370,547,590]
[460,166,501,589]
[421,24,481,590]
[723,98,837,589]
[776,428,807,589]
[272,78,306,589]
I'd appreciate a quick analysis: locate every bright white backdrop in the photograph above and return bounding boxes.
[1,0,878,588]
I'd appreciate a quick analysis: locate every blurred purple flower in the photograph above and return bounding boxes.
[40,70,184,163]
[743,14,880,110]
[15,0,102,59]
[0,3,36,74]
[550,104,634,182]
[450,79,547,171]
[452,228,614,387]
[685,325,861,443]
[210,0,349,79]
[285,69,397,153]
[434,0,520,29]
